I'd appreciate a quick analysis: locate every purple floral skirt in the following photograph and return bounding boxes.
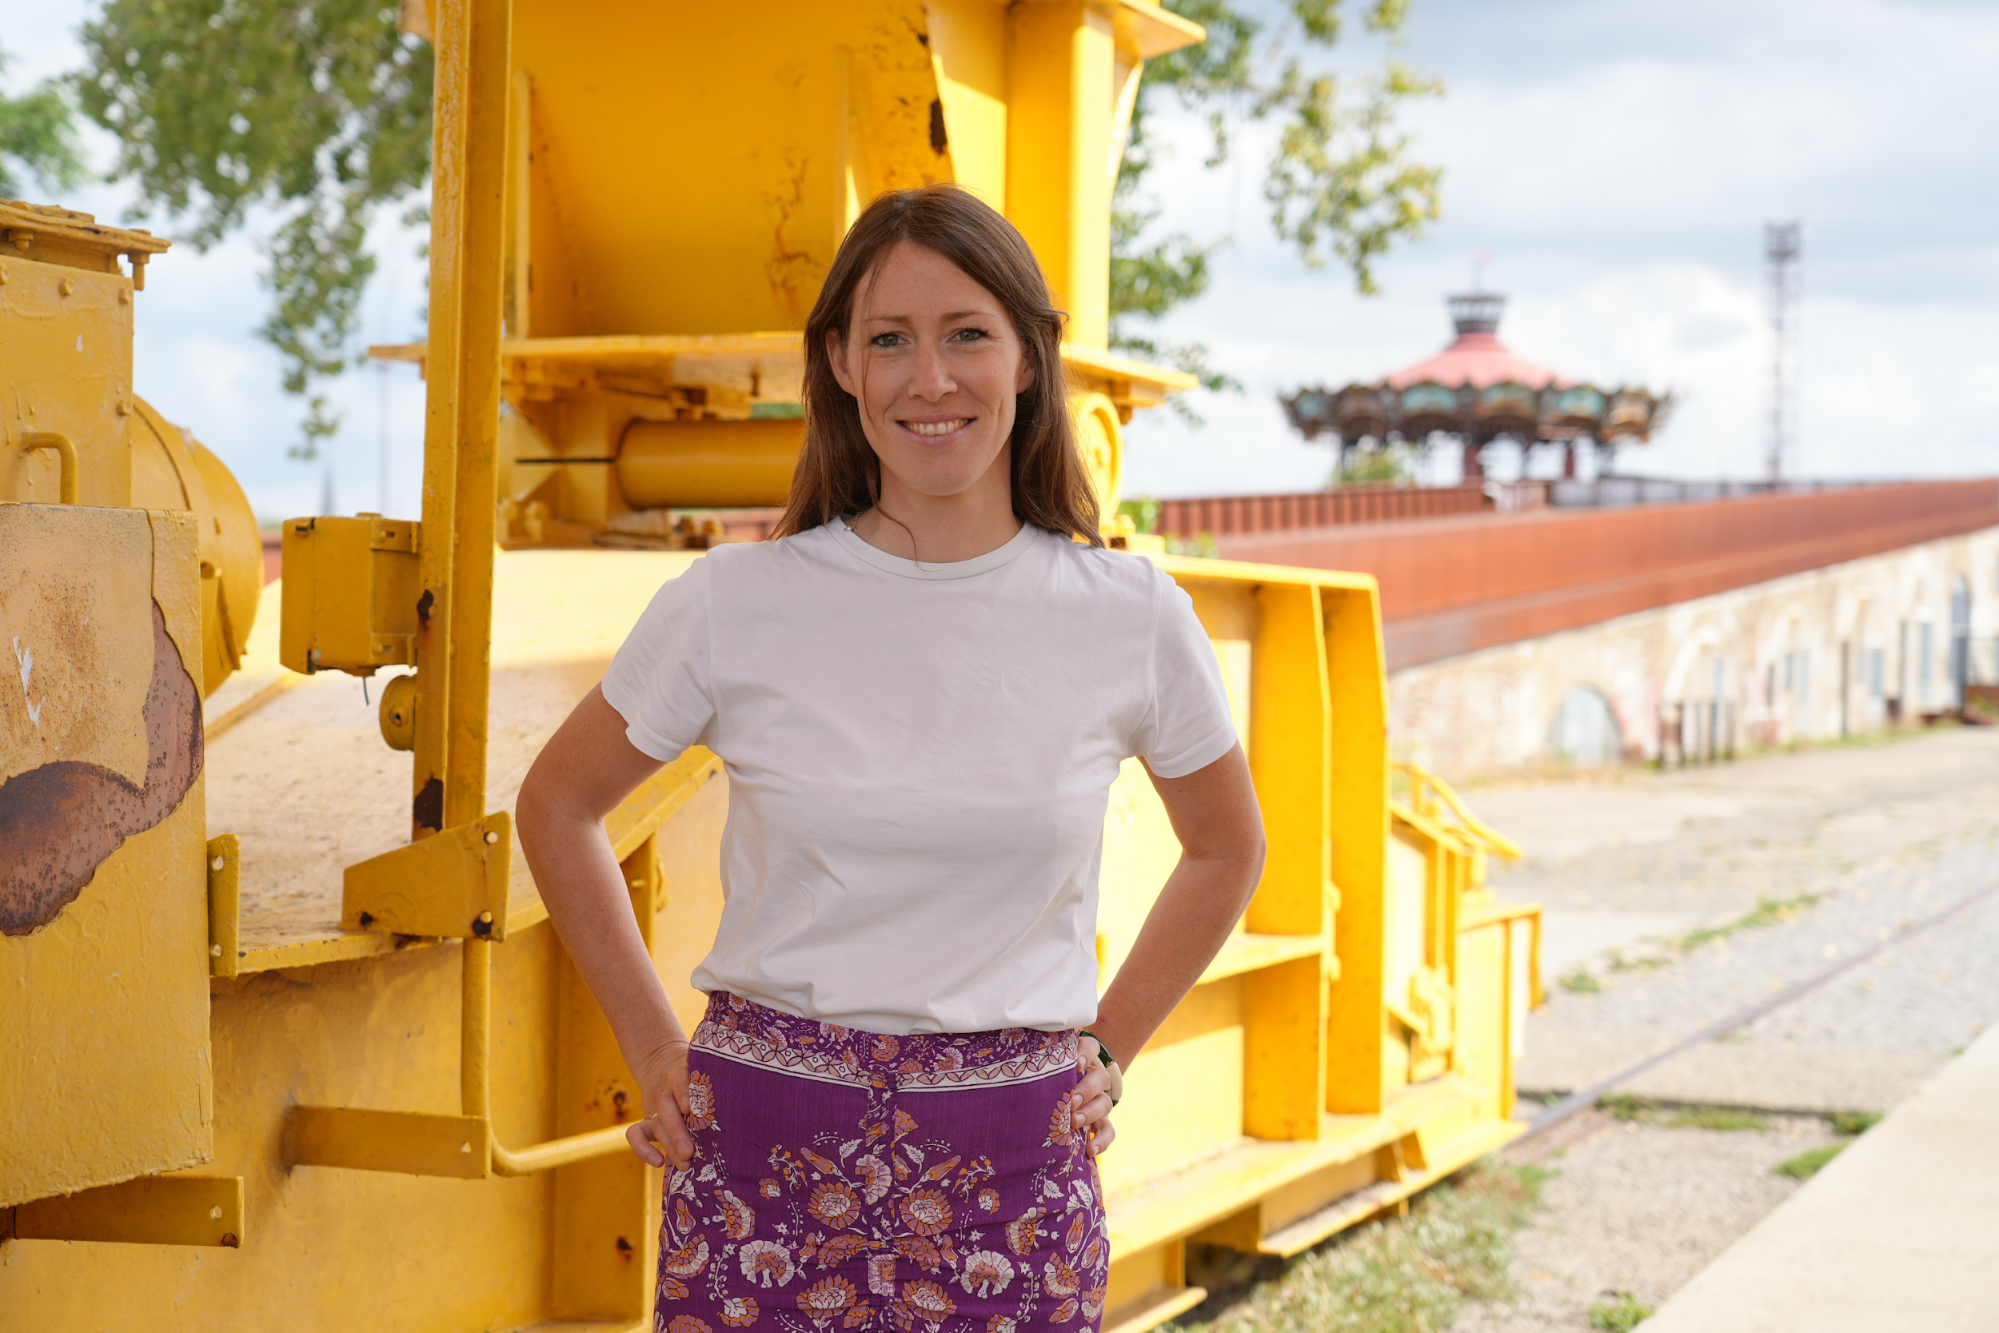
[655,992,1110,1333]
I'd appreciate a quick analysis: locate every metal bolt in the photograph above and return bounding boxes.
[484,830,500,845]
[57,277,74,296]
[479,911,494,924]
[211,855,225,871]
[460,1142,472,1154]
[117,287,131,304]
[210,944,222,957]
[209,1206,222,1220]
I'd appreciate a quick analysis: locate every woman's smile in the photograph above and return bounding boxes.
[902,416,973,439]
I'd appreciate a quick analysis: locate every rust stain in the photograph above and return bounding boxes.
[0,600,203,935]
[412,776,444,833]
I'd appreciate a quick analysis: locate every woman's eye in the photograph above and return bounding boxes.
[951,327,991,343]
[869,332,905,349]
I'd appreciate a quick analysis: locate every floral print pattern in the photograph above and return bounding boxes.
[655,992,1110,1333]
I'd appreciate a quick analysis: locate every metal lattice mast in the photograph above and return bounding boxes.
[1765,222,1802,481]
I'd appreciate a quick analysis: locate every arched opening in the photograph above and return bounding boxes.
[1549,685,1625,767]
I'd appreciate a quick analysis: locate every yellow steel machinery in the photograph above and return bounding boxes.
[0,4,1541,1330]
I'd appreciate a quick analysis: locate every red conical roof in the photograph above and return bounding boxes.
[1387,332,1565,391]
[1386,293,1567,390]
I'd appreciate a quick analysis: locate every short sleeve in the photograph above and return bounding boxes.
[599,558,718,761]
[1131,571,1239,778]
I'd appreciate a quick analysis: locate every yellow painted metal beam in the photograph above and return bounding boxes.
[10,1174,244,1249]
[286,1108,492,1179]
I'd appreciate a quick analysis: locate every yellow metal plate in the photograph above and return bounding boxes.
[1,506,211,1208]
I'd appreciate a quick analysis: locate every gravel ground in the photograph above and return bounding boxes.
[1487,727,1999,1086]
[1454,1113,1842,1333]
[1443,727,1999,1331]
[1531,831,1999,1061]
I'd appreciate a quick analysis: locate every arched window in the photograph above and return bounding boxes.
[1550,686,1624,766]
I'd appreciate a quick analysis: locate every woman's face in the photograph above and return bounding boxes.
[827,240,1036,504]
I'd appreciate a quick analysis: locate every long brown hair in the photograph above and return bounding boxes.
[772,185,1102,546]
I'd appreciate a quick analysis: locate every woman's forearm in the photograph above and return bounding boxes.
[519,803,689,1074]
[1087,744,1265,1069]
[1089,845,1259,1068]
[515,687,691,1088]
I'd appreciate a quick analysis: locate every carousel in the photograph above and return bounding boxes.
[1283,292,1672,480]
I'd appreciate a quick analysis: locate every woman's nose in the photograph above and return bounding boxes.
[909,342,955,399]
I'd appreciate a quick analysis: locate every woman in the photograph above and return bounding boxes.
[518,185,1265,1333]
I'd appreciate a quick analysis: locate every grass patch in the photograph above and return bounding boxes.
[1171,1162,1546,1333]
[1771,1110,1883,1179]
[1597,1096,1769,1131]
[1772,1143,1845,1179]
[1559,969,1603,994]
[1588,1293,1655,1330]
[1676,892,1824,951]
[1667,1106,1770,1131]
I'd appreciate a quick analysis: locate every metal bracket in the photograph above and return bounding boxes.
[343,812,512,940]
[207,833,241,978]
[9,1174,244,1248]
[279,514,421,676]
[287,1108,492,1179]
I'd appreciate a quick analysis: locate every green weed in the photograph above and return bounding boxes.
[1559,969,1603,994]
[1828,1111,1882,1136]
[1666,1106,1770,1132]
[1676,892,1824,951]
[1588,1293,1655,1330]
[1598,1096,1769,1131]
[1772,1143,1845,1179]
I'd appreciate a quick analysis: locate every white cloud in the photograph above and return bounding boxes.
[1120,0,1999,496]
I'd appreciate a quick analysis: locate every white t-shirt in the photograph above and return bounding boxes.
[599,518,1237,1035]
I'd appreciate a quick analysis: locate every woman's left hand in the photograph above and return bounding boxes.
[1071,1036,1117,1156]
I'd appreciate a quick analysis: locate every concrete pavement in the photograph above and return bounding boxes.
[1641,1022,1999,1332]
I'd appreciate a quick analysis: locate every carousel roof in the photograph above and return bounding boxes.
[1280,291,1673,447]
[1386,293,1563,390]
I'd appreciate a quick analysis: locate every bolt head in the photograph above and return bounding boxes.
[484,830,500,845]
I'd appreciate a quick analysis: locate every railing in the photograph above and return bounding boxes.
[1154,484,1512,539]
[1393,760,1524,863]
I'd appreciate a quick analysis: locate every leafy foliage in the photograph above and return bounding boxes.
[0,47,87,197]
[76,0,432,458]
[1111,0,1444,411]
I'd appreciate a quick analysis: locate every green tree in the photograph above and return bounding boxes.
[1112,0,1443,409]
[0,47,87,197]
[76,0,432,458]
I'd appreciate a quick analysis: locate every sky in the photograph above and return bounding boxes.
[7,0,1997,516]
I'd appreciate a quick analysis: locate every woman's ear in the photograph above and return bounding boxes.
[1015,342,1037,396]
[826,328,857,398]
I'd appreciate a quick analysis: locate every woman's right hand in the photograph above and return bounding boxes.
[628,1037,695,1171]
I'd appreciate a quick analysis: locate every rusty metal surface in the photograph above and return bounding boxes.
[1216,480,1999,670]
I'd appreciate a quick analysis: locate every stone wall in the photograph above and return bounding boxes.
[1388,524,1999,779]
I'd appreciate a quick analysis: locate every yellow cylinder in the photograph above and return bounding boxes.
[616,418,804,510]
[129,398,262,697]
